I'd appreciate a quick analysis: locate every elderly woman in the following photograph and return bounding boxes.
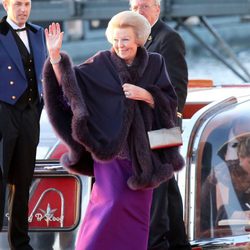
[43,11,184,250]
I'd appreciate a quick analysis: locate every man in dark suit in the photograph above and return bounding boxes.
[130,0,190,249]
[0,0,47,249]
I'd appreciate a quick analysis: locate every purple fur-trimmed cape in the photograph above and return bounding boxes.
[43,47,185,190]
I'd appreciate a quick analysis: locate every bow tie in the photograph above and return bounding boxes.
[14,27,26,32]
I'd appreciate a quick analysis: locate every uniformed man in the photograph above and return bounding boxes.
[0,0,47,249]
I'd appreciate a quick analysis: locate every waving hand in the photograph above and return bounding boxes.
[45,22,64,62]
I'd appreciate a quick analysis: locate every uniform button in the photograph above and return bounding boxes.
[30,78,33,81]
[10,81,14,85]
[11,96,16,100]
[30,59,32,63]
[30,88,32,92]
[28,98,32,101]
[28,69,31,72]
[8,66,12,70]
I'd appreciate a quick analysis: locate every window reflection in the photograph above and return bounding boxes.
[197,107,250,239]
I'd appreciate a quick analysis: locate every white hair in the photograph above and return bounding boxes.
[129,0,161,6]
[106,10,151,46]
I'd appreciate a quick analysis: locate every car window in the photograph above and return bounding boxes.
[195,100,250,239]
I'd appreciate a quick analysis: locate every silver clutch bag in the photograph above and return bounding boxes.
[147,127,183,150]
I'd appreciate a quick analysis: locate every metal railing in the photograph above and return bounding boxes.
[1,0,250,21]
[1,0,250,81]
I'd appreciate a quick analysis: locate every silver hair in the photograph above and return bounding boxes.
[106,11,151,46]
[129,0,161,6]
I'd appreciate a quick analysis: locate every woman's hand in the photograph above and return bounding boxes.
[122,83,154,107]
[45,22,64,62]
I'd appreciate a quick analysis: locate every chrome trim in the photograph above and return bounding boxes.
[28,188,65,227]
[181,96,238,240]
[191,234,250,248]
[34,160,66,174]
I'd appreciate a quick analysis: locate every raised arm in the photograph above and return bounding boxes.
[45,22,64,84]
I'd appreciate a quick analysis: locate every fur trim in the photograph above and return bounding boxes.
[58,52,134,160]
[43,49,184,190]
[43,54,94,176]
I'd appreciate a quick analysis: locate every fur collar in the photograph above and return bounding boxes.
[110,46,149,82]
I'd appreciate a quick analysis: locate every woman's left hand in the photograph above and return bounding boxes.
[122,83,154,107]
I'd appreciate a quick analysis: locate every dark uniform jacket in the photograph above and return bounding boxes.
[0,17,47,105]
[145,19,188,115]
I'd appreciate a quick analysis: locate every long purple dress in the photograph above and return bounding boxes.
[76,158,153,250]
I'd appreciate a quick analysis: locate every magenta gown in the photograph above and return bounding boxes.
[76,158,153,250]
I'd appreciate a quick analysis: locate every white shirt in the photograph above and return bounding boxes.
[7,17,30,53]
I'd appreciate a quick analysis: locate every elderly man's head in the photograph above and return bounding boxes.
[129,0,161,26]
[2,0,31,27]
